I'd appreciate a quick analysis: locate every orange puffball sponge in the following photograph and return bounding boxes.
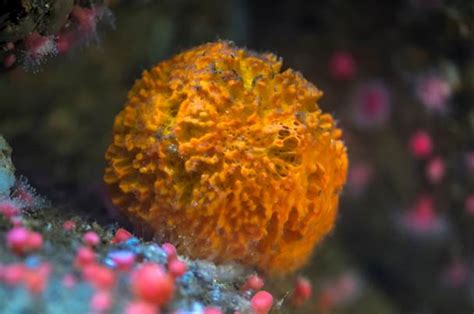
[104,41,348,275]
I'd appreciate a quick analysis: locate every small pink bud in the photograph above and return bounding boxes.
[292,277,312,306]
[75,246,96,268]
[71,6,98,33]
[112,228,132,243]
[3,54,16,68]
[83,264,116,290]
[125,300,159,314]
[251,290,273,314]
[83,231,100,246]
[2,264,24,285]
[162,243,177,261]
[409,130,433,159]
[329,50,356,80]
[425,156,445,184]
[24,264,50,294]
[131,263,175,305]
[91,290,113,311]
[241,274,264,291]
[416,74,451,112]
[204,307,223,314]
[27,231,43,251]
[63,220,76,231]
[110,251,135,271]
[14,182,36,207]
[0,201,20,218]
[352,82,391,128]
[55,31,76,54]
[168,259,187,278]
[6,227,30,255]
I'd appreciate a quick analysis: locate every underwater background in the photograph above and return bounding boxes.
[1,0,474,313]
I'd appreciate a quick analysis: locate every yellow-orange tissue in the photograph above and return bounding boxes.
[104,41,348,275]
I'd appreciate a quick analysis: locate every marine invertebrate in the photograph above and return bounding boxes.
[415,72,452,113]
[409,129,433,159]
[0,137,257,313]
[291,276,312,306]
[0,2,113,71]
[351,81,391,129]
[250,290,273,314]
[329,50,356,81]
[396,195,448,239]
[104,41,348,274]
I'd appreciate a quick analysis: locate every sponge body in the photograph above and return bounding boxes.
[104,42,348,274]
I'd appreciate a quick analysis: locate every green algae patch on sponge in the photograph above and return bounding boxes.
[104,41,348,275]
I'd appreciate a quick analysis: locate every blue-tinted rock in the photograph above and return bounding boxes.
[0,136,14,196]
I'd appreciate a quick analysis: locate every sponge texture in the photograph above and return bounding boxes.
[104,42,348,274]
